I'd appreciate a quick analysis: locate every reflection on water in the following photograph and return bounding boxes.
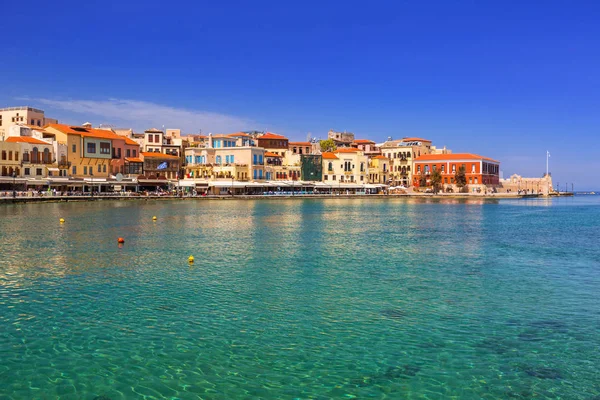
[1,196,600,399]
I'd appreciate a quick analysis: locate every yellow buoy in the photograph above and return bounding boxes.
[188,255,194,263]
[59,218,65,223]
[152,216,157,221]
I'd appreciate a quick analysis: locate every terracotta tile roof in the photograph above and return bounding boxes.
[5,136,51,145]
[140,152,180,159]
[123,137,140,146]
[353,139,375,144]
[322,152,339,160]
[414,153,499,163]
[402,137,431,142]
[260,132,287,140]
[289,141,312,146]
[46,123,123,140]
[374,155,388,159]
[334,148,361,153]
[125,157,144,163]
[264,152,282,157]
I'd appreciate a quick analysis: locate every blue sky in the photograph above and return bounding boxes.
[2,0,599,189]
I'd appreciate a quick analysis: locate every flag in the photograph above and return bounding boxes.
[157,162,168,170]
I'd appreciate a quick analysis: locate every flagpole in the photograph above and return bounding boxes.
[546,151,549,177]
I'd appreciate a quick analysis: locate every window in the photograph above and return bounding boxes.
[8,151,12,161]
[15,152,18,161]
[72,166,77,174]
[87,142,96,153]
[441,165,445,173]
[98,165,102,173]
[133,150,137,157]
[72,144,76,153]
[332,175,336,181]
[230,155,234,164]
[103,165,106,173]
[126,149,131,157]
[1,151,5,160]
[417,165,421,173]
[84,166,87,174]
[100,143,111,154]
[155,135,160,143]
[328,162,333,171]
[36,168,42,176]
[471,164,476,173]
[452,164,456,172]
[216,155,222,165]
[24,168,30,175]
[148,135,153,143]
[253,154,257,165]
[324,175,328,180]
[259,155,263,164]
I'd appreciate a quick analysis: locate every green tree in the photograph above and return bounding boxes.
[455,165,467,192]
[430,169,442,194]
[319,138,337,152]
[419,173,427,188]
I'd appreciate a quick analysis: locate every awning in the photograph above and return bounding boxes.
[46,167,60,172]
[177,181,196,187]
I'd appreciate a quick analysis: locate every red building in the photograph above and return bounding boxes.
[413,153,500,188]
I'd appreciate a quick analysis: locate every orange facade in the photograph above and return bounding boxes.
[413,154,500,187]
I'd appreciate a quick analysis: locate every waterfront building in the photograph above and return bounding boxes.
[300,154,323,181]
[45,124,122,178]
[367,155,390,184]
[380,137,435,187]
[257,132,288,156]
[4,136,55,180]
[413,153,500,190]
[140,152,180,180]
[322,148,368,184]
[184,134,265,181]
[0,106,58,140]
[500,174,554,195]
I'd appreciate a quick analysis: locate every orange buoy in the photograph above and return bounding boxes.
[117,237,125,244]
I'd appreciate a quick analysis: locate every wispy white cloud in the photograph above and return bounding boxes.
[29,98,256,134]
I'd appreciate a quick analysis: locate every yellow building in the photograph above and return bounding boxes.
[322,148,368,184]
[368,155,390,184]
[45,124,116,178]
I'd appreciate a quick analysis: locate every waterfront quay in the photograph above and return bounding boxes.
[0,190,550,205]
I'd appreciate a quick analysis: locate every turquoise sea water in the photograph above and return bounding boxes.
[1,196,600,399]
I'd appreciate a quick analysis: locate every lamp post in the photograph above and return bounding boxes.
[231,175,234,197]
[90,170,94,198]
[12,171,16,199]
